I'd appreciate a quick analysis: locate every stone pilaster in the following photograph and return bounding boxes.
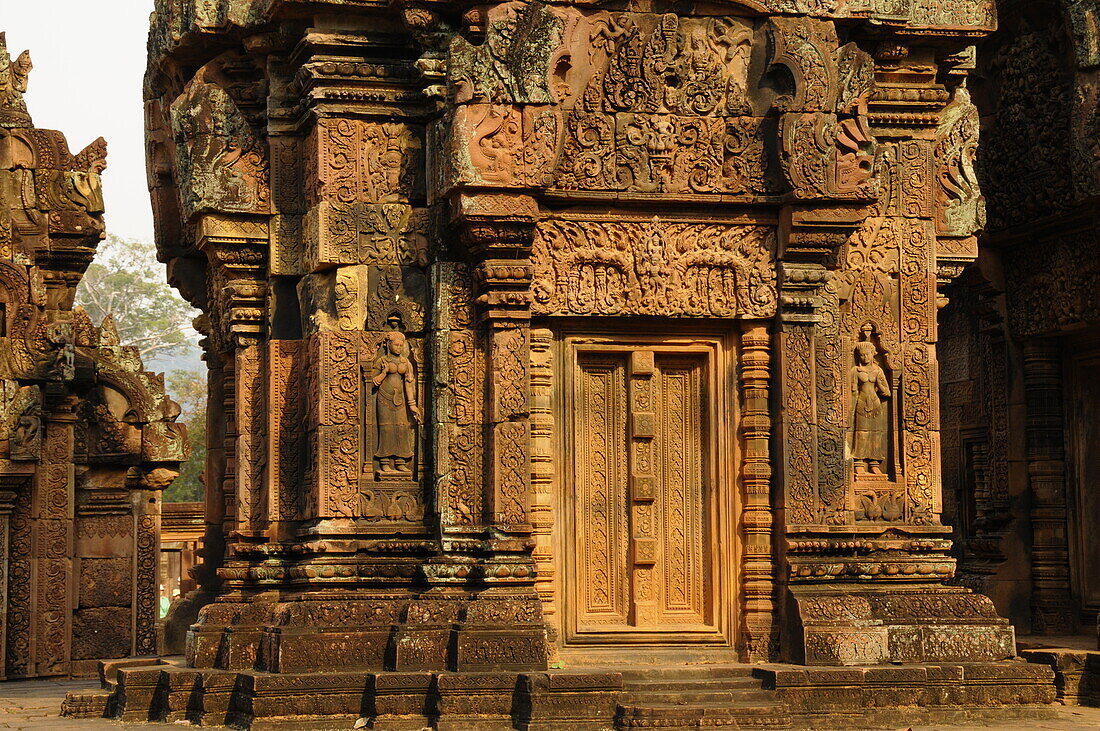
[1022,338,1078,634]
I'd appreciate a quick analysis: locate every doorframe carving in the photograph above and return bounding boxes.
[531,321,774,658]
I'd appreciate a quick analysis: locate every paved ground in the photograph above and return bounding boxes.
[907,705,1100,730]
[0,680,164,730]
[1,677,1100,730]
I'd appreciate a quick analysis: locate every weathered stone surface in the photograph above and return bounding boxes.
[938,1,1100,645]
[71,608,132,661]
[43,0,1097,723]
[78,558,133,609]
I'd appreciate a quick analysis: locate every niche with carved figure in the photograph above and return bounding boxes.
[359,318,426,526]
[848,323,904,522]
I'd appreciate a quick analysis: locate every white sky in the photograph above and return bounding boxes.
[2,0,157,241]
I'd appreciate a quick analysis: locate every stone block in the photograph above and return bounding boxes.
[186,627,224,669]
[455,628,548,671]
[520,672,621,730]
[263,626,392,672]
[115,667,164,722]
[371,671,434,718]
[394,627,452,670]
[78,558,132,608]
[803,626,889,665]
[435,672,516,728]
[220,626,263,670]
[72,607,132,660]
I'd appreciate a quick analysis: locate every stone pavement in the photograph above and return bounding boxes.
[1,678,1100,730]
[0,680,163,730]
[908,705,1100,730]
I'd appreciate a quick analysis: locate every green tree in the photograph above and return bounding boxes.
[164,368,206,503]
[76,234,200,360]
[76,235,206,503]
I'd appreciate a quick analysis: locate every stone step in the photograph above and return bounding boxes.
[621,690,778,706]
[617,700,793,729]
[98,656,163,687]
[621,676,763,691]
[617,665,761,682]
[59,689,113,719]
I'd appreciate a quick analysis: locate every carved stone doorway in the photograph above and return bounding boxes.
[555,331,737,652]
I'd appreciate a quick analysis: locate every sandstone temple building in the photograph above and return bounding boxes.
[0,33,188,679]
[0,0,1097,727]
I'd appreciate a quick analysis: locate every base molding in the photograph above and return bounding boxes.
[789,584,1016,665]
[1019,648,1100,706]
[61,658,1059,729]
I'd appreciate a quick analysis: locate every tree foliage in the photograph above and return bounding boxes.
[164,368,206,503]
[76,235,206,503]
[76,234,200,360]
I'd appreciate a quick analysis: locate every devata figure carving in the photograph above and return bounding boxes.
[850,333,890,476]
[371,329,421,477]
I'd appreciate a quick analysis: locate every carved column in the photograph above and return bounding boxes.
[739,324,776,662]
[452,203,548,671]
[4,485,31,677]
[132,490,160,657]
[529,328,555,632]
[0,487,16,679]
[1022,338,1078,633]
[195,339,225,594]
[34,411,75,676]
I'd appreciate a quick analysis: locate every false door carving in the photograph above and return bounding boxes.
[563,335,733,646]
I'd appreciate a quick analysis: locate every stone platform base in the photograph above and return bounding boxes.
[58,658,1061,729]
[758,661,1058,728]
[1019,647,1100,706]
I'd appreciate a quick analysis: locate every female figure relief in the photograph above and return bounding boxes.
[850,338,890,476]
[371,330,421,477]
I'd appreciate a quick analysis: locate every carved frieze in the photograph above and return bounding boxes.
[305,202,429,272]
[309,119,423,206]
[532,218,777,319]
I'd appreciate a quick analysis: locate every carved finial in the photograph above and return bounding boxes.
[73,137,108,174]
[99,314,121,347]
[0,32,33,128]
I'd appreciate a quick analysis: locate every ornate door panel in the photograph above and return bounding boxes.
[564,335,732,646]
